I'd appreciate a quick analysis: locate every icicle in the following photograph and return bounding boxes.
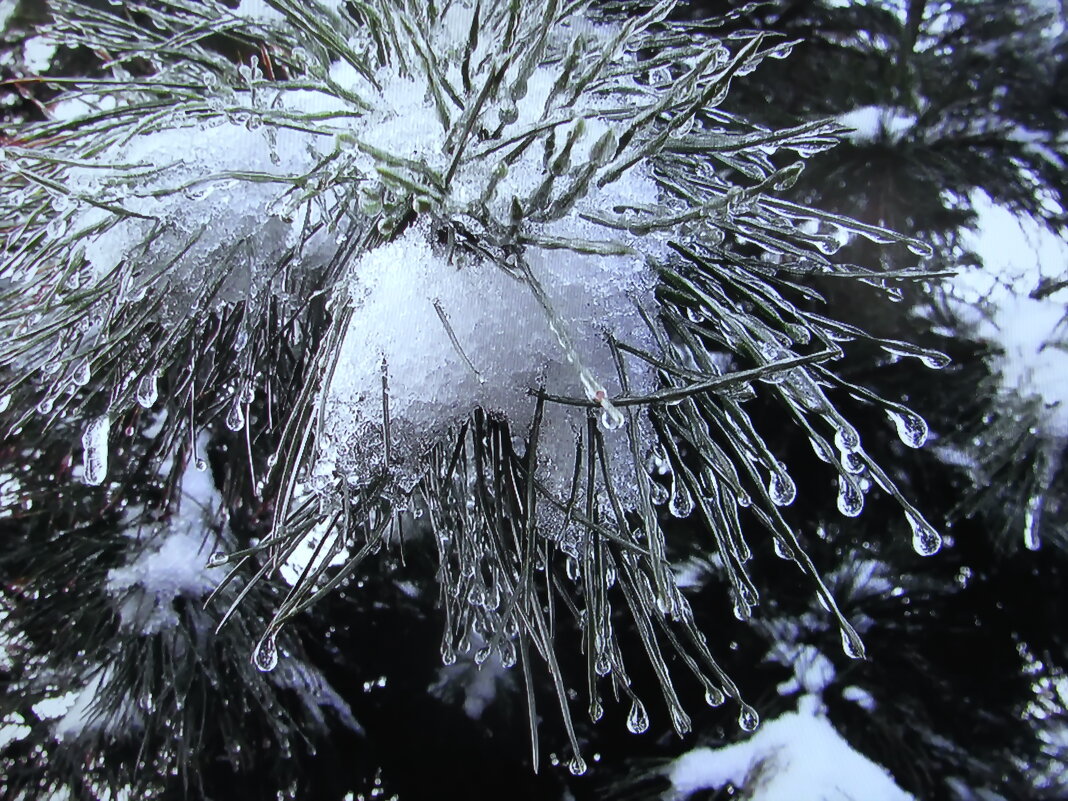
[1023,494,1043,551]
[81,415,110,486]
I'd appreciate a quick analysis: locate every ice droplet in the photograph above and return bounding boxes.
[81,415,110,486]
[195,458,208,472]
[768,468,796,506]
[568,756,588,776]
[772,536,795,561]
[626,699,649,734]
[841,627,866,659]
[738,704,760,732]
[668,476,694,518]
[886,408,928,448]
[836,475,864,517]
[594,653,611,677]
[648,479,669,506]
[207,551,229,568]
[72,361,91,386]
[0,394,9,413]
[704,686,725,707]
[906,511,942,556]
[599,404,625,431]
[136,373,158,408]
[589,699,604,722]
[225,401,245,432]
[253,632,278,672]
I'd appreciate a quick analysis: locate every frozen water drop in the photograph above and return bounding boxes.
[72,361,91,387]
[626,699,649,734]
[0,394,9,413]
[37,397,54,415]
[704,686,725,707]
[772,536,794,561]
[668,476,694,518]
[836,475,863,517]
[599,404,625,431]
[589,699,604,722]
[568,756,587,776]
[81,415,110,486]
[768,468,796,506]
[906,512,942,556]
[669,705,692,736]
[207,551,229,568]
[195,458,208,472]
[253,632,278,672]
[841,627,866,659]
[738,704,759,732]
[905,239,934,258]
[136,373,158,408]
[225,401,245,432]
[832,424,861,453]
[648,479,669,506]
[594,653,611,677]
[887,408,928,448]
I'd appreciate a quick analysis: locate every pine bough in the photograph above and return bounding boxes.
[0,0,949,772]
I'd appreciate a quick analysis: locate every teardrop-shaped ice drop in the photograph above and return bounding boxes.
[906,511,942,556]
[225,400,245,432]
[136,373,158,408]
[81,415,110,486]
[72,361,91,387]
[836,474,864,517]
[704,686,725,707]
[772,536,795,561]
[253,632,278,672]
[738,704,760,732]
[887,408,928,448]
[768,468,796,506]
[840,626,866,659]
[207,551,229,568]
[626,698,649,734]
[568,755,588,776]
[648,479,669,506]
[668,476,695,518]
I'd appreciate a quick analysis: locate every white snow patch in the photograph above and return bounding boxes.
[668,697,914,800]
[0,0,17,31]
[53,666,140,741]
[836,105,917,145]
[105,452,224,633]
[22,36,56,73]
[950,191,1068,440]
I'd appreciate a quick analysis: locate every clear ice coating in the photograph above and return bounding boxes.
[81,414,110,486]
[840,626,866,659]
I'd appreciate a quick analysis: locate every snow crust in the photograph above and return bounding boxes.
[668,697,914,801]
